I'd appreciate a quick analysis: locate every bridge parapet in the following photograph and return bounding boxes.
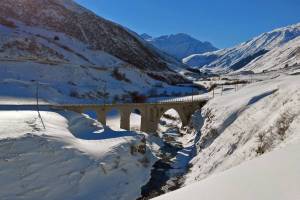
[53,99,207,133]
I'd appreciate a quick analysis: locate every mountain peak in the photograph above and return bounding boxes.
[142,33,218,60]
[183,22,300,72]
[140,33,152,40]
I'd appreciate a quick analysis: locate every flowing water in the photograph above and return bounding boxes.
[138,129,195,200]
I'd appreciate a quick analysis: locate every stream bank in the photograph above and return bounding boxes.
[138,125,200,200]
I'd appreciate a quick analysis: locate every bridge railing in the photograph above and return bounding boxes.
[52,97,208,108]
[158,95,209,103]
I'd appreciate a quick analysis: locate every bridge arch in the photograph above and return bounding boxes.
[130,108,142,131]
[156,107,188,131]
[157,108,183,132]
[106,108,121,130]
[57,99,207,133]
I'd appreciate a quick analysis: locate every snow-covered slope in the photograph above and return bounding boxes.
[151,73,300,199]
[0,110,156,200]
[185,74,300,183]
[184,23,300,71]
[0,0,184,72]
[239,36,300,73]
[143,33,217,60]
[152,141,300,200]
[0,0,189,103]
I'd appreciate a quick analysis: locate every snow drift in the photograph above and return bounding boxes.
[0,110,156,200]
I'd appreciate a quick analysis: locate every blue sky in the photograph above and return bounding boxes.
[75,0,300,48]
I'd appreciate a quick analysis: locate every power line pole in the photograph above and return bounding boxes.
[36,81,46,130]
[192,87,194,102]
[221,84,224,96]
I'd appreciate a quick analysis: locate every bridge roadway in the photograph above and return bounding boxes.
[0,99,207,133]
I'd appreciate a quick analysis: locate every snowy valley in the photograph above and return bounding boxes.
[0,0,300,200]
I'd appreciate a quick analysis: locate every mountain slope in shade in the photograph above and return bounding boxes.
[0,0,192,103]
[0,0,186,74]
[143,33,218,60]
[140,33,152,40]
[183,23,300,71]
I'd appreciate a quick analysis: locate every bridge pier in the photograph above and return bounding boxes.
[140,107,159,133]
[56,99,207,134]
[120,110,130,130]
[97,109,107,126]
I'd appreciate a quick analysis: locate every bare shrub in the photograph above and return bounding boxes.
[54,36,60,41]
[129,91,147,103]
[70,89,80,98]
[199,128,219,150]
[275,112,295,140]
[0,17,16,28]
[112,68,131,83]
[255,133,274,155]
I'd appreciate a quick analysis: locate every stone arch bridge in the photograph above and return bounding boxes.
[54,99,207,133]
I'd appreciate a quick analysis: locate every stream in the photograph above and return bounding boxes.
[138,126,198,200]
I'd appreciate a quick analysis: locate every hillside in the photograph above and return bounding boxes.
[186,74,300,183]
[153,140,300,200]
[0,0,183,72]
[239,36,300,73]
[151,71,300,200]
[142,33,217,60]
[0,0,189,103]
[183,23,300,72]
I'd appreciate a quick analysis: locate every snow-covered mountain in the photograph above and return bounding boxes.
[184,23,300,72]
[140,33,152,41]
[142,33,218,60]
[152,72,300,200]
[0,0,189,103]
[239,36,300,73]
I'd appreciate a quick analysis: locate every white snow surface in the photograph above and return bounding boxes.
[152,74,300,200]
[0,110,156,200]
[152,141,300,200]
[185,74,300,184]
[0,21,169,103]
[239,36,300,73]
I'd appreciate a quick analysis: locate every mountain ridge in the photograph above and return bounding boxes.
[0,0,191,103]
[0,0,187,74]
[183,22,300,72]
[141,33,218,60]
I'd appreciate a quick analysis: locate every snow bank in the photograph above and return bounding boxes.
[185,74,300,183]
[152,141,300,200]
[0,110,156,200]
